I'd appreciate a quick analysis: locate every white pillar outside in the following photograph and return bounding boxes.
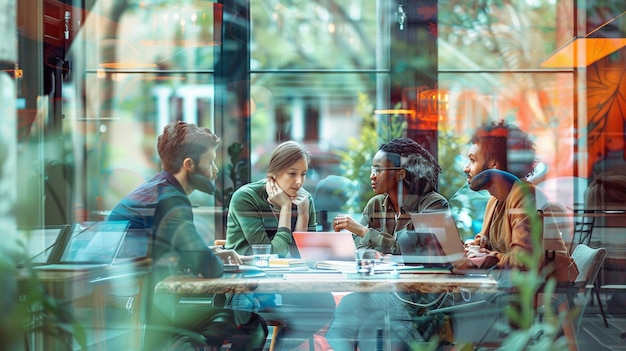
[292,96,304,141]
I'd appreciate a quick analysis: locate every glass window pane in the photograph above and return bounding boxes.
[250,72,388,189]
[438,0,560,69]
[439,72,575,238]
[84,1,219,71]
[69,71,217,240]
[251,1,381,70]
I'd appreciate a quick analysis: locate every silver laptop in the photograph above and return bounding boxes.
[113,228,151,263]
[397,212,466,267]
[293,231,357,262]
[17,225,71,267]
[34,221,130,270]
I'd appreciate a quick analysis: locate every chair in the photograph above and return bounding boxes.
[566,245,608,347]
[213,239,330,351]
[249,289,336,350]
[569,210,609,327]
[431,291,514,347]
[313,175,357,231]
[431,244,605,351]
[572,208,596,250]
[140,237,272,351]
[532,244,607,351]
[540,202,571,255]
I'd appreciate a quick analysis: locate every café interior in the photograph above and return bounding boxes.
[2,0,626,350]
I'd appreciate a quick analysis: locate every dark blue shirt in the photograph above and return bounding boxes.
[109,171,223,278]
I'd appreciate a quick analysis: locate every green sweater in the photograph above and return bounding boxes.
[225,179,316,257]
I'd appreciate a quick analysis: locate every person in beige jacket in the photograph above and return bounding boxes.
[461,120,576,281]
[461,121,539,269]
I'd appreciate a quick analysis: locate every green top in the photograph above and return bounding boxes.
[225,179,316,257]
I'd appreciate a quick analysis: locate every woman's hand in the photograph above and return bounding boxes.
[333,214,367,237]
[266,178,291,209]
[291,190,310,214]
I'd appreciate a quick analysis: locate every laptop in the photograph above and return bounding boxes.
[396,212,466,267]
[113,228,151,263]
[292,231,357,262]
[17,225,71,267]
[34,221,130,270]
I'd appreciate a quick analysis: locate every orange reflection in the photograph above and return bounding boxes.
[541,38,626,68]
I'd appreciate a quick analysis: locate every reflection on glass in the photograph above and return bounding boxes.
[60,221,130,264]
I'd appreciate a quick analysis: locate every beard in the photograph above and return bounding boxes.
[468,163,491,191]
[469,170,492,191]
[188,172,216,195]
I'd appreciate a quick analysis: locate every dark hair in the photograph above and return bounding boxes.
[469,120,536,179]
[157,121,220,173]
[379,137,441,195]
[267,141,310,177]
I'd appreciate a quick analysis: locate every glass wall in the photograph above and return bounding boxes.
[7,0,626,349]
[50,0,613,236]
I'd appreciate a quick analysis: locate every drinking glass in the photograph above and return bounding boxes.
[252,244,272,267]
[355,248,377,276]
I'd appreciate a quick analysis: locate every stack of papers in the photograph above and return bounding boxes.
[268,258,309,268]
[226,258,310,274]
[314,260,400,273]
[314,260,357,272]
[314,260,453,275]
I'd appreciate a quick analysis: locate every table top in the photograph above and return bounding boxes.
[155,270,500,295]
[17,258,152,283]
[546,210,625,217]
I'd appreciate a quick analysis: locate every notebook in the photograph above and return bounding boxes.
[396,212,466,267]
[292,231,357,262]
[34,221,130,270]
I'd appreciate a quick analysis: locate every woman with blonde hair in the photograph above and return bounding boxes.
[225,141,335,350]
[225,140,316,257]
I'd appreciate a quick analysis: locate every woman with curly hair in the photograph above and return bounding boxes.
[333,137,449,254]
[326,137,452,351]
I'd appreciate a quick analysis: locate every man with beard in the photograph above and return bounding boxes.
[459,122,581,349]
[460,120,540,269]
[109,121,267,351]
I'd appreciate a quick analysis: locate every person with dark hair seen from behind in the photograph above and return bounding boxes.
[108,121,267,351]
[225,140,336,350]
[325,137,452,351]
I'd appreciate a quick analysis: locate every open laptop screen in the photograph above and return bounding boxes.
[397,212,465,267]
[17,225,71,266]
[58,221,130,265]
[114,228,151,262]
[293,231,356,261]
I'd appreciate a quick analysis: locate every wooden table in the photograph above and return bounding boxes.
[155,270,500,295]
